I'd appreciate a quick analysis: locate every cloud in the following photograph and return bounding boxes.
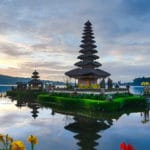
[0,0,149,81]
[120,0,150,17]
[103,62,150,82]
[0,42,31,57]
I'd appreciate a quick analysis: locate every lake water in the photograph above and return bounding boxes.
[0,86,150,150]
[130,86,144,95]
[0,85,14,92]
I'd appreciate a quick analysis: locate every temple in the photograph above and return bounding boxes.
[28,70,43,90]
[65,21,110,88]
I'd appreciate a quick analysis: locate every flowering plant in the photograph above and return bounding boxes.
[0,134,38,150]
[120,142,135,150]
[27,135,38,150]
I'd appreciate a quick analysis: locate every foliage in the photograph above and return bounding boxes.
[0,134,38,150]
[7,90,47,100]
[47,92,106,101]
[107,78,113,90]
[65,79,72,89]
[100,79,105,88]
[113,93,133,98]
[38,94,146,112]
[115,84,119,89]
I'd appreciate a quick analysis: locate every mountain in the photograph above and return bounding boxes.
[117,77,150,86]
[0,74,30,85]
[133,77,150,86]
[0,74,65,85]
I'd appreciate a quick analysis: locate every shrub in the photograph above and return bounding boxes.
[38,94,146,112]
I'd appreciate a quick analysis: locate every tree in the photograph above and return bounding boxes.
[115,84,119,93]
[107,78,113,90]
[100,79,105,89]
[66,79,72,89]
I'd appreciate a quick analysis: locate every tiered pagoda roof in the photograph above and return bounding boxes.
[65,21,110,78]
[31,70,40,79]
[28,70,42,84]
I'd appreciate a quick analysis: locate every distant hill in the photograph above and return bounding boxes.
[0,74,65,85]
[133,77,150,86]
[118,77,150,86]
[0,74,30,85]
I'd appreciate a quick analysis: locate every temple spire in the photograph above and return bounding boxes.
[75,21,101,69]
[65,21,110,88]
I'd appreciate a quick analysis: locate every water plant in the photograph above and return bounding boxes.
[0,134,38,150]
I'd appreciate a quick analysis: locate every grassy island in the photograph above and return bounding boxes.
[38,93,146,112]
[6,90,146,112]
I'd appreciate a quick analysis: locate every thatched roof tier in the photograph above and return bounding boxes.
[78,54,99,60]
[83,29,93,33]
[82,31,94,35]
[32,70,40,79]
[79,49,97,54]
[65,68,110,78]
[81,39,96,43]
[82,35,94,39]
[31,75,39,79]
[32,70,39,75]
[80,44,97,49]
[75,61,101,68]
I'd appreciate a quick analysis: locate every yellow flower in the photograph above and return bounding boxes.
[0,134,4,142]
[11,140,26,150]
[27,135,38,144]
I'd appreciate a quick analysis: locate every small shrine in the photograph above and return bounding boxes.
[16,82,27,91]
[28,70,43,90]
[65,21,110,88]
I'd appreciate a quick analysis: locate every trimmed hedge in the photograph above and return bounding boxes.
[46,92,107,100]
[7,90,47,100]
[38,94,146,112]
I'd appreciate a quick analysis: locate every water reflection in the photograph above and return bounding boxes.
[14,99,40,119]
[140,102,150,124]
[28,103,40,119]
[6,97,150,150]
[65,116,112,150]
[141,110,150,123]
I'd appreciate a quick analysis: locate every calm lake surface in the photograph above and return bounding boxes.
[0,86,150,150]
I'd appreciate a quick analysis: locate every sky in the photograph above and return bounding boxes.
[0,0,149,82]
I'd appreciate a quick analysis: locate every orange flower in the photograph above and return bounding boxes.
[27,135,38,144]
[11,140,26,150]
